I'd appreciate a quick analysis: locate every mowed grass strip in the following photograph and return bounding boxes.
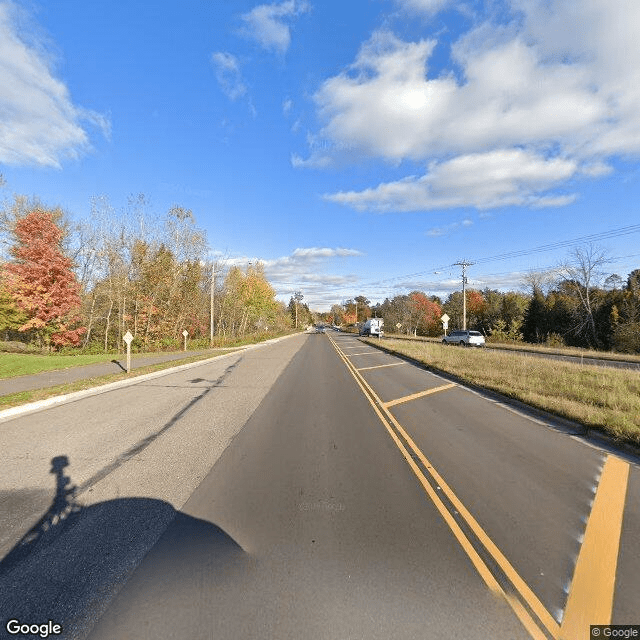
[0,352,120,378]
[0,350,240,410]
[382,332,640,363]
[368,338,640,446]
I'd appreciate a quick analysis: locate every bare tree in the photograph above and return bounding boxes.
[557,244,611,347]
[522,269,557,295]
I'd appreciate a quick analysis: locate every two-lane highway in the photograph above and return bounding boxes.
[1,331,637,639]
[88,331,531,640]
[330,333,637,639]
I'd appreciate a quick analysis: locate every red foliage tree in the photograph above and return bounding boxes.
[5,209,85,348]
[466,289,485,316]
[409,292,443,335]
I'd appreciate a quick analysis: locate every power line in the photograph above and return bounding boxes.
[267,224,640,305]
[325,223,640,293]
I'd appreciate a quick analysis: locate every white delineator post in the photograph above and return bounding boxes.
[123,331,133,373]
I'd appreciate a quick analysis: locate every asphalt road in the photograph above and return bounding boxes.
[1,332,638,639]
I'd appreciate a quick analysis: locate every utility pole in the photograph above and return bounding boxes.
[210,263,216,345]
[454,260,474,330]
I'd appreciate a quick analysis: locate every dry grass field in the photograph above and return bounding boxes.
[367,338,640,446]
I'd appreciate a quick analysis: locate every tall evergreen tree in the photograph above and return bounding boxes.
[522,286,547,343]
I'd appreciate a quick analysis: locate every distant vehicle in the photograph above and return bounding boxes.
[442,330,485,347]
[359,318,384,337]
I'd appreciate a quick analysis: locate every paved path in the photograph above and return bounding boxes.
[0,349,241,396]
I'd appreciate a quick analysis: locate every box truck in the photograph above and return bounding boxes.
[359,318,384,337]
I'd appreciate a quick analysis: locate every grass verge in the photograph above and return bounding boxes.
[0,349,240,410]
[0,352,123,378]
[382,333,640,363]
[0,330,302,380]
[365,338,640,447]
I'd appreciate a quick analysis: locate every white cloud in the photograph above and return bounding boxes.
[426,218,472,237]
[211,52,247,100]
[326,149,578,211]
[218,246,364,310]
[302,1,640,211]
[0,2,109,168]
[291,151,332,168]
[393,270,531,296]
[240,0,310,55]
[395,0,453,15]
[290,247,363,259]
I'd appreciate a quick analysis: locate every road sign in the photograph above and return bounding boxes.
[123,331,133,373]
[441,314,450,335]
[182,329,189,351]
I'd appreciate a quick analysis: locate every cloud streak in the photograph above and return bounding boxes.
[211,52,247,100]
[0,1,109,168]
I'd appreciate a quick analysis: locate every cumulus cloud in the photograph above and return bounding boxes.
[326,149,578,211]
[0,2,109,168]
[220,246,364,309]
[240,0,310,55]
[211,52,247,100]
[302,0,640,211]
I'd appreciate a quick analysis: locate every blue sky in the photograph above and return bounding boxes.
[1,0,640,311]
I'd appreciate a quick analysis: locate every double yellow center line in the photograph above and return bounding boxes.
[329,336,630,640]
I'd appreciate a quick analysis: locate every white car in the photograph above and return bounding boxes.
[442,330,485,347]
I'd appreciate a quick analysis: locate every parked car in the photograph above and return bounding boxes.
[442,330,485,347]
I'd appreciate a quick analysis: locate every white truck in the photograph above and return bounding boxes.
[359,318,384,337]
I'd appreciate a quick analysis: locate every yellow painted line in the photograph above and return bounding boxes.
[384,383,456,408]
[329,340,504,595]
[560,455,629,640]
[357,362,407,371]
[382,404,560,638]
[328,336,553,640]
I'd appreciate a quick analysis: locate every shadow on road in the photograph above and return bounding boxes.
[0,456,247,640]
[110,359,126,372]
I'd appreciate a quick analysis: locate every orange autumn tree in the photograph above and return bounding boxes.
[409,292,442,336]
[5,209,85,348]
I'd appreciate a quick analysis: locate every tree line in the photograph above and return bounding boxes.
[0,195,293,352]
[329,246,640,354]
